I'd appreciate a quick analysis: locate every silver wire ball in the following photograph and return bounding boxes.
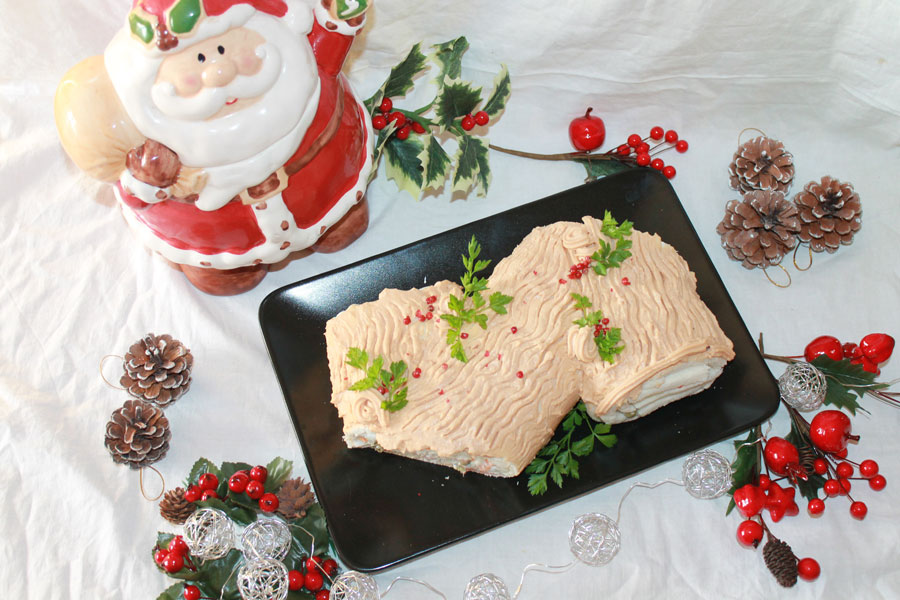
[237,557,289,600]
[682,449,733,499]
[569,513,621,566]
[464,573,511,600]
[330,571,380,600]
[183,508,234,560]
[779,361,827,412]
[241,518,292,561]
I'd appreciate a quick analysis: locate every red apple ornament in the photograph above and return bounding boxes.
[804,335,843,362]
[568,108,606,152]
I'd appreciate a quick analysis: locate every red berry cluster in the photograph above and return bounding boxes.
[804,333,895,374]
[183,472,222,503]
[371,97,427,140]
[287,555,339,599]
[613,127,687,179]
[183,466,278,513]
[460,110,490,131]
[154,535,195,576]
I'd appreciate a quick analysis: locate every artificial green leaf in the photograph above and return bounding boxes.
[197,497,256,526]
[811,356,887,415]
[265,457,293,492]
[184,458,218,489]
[481,65,511,117]
[156,583,184,600]
[452,135,491,196]
[365,43,428,111]
[417,134,452,191]
[384,135,425,199]
[216,461,252,496]
[577,158,633,181]
[434,79,482,129]
[431,37,469,83]
[726,427,761,516]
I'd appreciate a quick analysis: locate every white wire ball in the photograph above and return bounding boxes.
[183,508,234,560]
[779,362,827,411]
[682,449,733,499]
[241,517,292,561]
[237,557,289,600]
[569,513,620,566]
[330,571,380,600]
[464,573,511,600]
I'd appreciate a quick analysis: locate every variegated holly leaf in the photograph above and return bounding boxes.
[452,135,491,196]
[364,42,428,112]
[577,158,633,181]
[417,134,452,191]
[434,78,482,129]
[431,37,469,84]
[481,64,510,117]
[384,134,425,198]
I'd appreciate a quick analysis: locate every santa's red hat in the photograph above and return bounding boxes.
[128,0,287,50]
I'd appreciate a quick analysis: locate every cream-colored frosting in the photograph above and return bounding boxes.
[325,217,735,477]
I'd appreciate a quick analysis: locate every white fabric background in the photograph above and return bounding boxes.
[2,0,900,598]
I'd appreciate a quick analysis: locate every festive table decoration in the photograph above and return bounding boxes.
[122,333,193,408]
[161,487,199,525]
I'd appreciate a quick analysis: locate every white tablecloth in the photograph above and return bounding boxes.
[3,1,900,597]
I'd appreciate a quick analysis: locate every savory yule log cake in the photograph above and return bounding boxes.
[324,214,734,477]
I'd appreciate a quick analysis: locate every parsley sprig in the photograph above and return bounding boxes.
[441,236,513,362]
[591,211,633,276]
[346,348,409,412]
[572,293,625,363]
[526,401,617,496]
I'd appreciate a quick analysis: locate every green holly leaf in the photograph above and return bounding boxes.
[577,158,633,181]
[431,37,469,83]
[155,583,184,600]
[811,356,886,415]
[264,457,293,493]
[452,135,491,196]
[197,497,256,526]
[481,64,511,117]
[365,43,427,112]
[434,78,482,129]
[184,457,218,489]
[285,503,331,563]
[384,134,425,199]
[215,462,252,496]
[417,134,452,191]
[726,427,762,516]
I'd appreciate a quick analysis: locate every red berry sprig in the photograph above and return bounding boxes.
[605,127,686,179]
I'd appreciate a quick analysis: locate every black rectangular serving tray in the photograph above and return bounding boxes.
[259,168,779,572]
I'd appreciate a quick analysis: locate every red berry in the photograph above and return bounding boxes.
[198,473,219,492]
[460,114,475,131]
[474,111,490,126]
[304,571,324,591]
[838,478,852,495]
[764,437,800,476]
[869,474,887,491]
[859,459,879,478]
[850,500,867,520]
[511,326,518,334]
[412,367,421,378]
[649,126,664,140]
[316,591,330,600]
[516,371,524,379]
[635,153,651,167]
[757,474,772,491]
[183,585,201,600]
[322,558,338,577]
[662,165,676,179]
[664,129,678,143]
[823,478,841,497]
[810,410,856,453]
[184,486,201,503]
[154,548,169,566]
[733,484,767,518]
[168,535,189,556]
[200,490,218,501]
[808,498,825,515]
[736,519,764,548]
[812,458,828,475]
[627,133,642,147]
[396,125,411,140]
[245,480,264,500]
[163,552,184,573]
[249,465,268,483]
[411,120,426,134]
[675,139,689,153]
[288,570,305,591]
[635,142,650,154]
[859,333,895,364]
[836,462,854,478]
[804,335,843,362]
[306,556,323,573]
[372,114,386,130]
[842,342,861,359]
[228,472,250,493]
[379,97,393,113]
[259,492,279,512]
[797,558,821,581]
[388,111,406,128]
[616,144,630,156]
[650,158,664,170]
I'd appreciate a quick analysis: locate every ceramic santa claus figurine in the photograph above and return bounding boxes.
[55,0,373,294]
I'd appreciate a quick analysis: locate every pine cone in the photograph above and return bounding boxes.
[794,176,861,253]
[762,535,798,587]
[160,487,196,525]
[716,190,801,269]
[120,333,193,407]
[276,477,316,520]
[728,136,794,194]
[104,399,171,469]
